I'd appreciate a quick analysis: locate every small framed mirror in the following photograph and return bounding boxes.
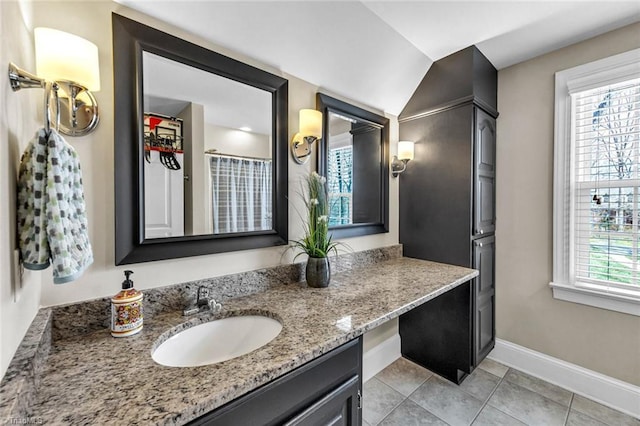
[317,93,389,239]
[113,14,288,264]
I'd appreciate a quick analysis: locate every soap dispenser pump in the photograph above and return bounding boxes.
[111,270,143,337]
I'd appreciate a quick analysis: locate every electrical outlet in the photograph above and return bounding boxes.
[13,249,23,302]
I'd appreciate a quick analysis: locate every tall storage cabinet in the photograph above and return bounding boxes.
[398,46,498,382]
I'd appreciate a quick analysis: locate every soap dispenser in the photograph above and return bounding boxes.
[111,270,143,337]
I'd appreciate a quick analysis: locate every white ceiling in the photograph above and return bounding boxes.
[119,1,640,116]
[364,1,640,71]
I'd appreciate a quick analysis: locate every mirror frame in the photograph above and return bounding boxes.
[113,14,288,265]
[316,93,389,239]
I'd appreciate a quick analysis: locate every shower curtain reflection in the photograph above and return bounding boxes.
[210,155,272,234]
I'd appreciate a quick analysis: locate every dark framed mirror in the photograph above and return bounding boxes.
[317,93,389,239]
[113,14,288,265]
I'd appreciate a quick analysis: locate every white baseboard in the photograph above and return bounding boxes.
[362,333,401,382]
[489,338,640,419]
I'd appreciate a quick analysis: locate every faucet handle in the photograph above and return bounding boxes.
[208,299,222,313]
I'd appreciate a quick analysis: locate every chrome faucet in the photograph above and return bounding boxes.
[183,286,222,316]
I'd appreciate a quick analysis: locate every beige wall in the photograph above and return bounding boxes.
[0,1,399,376]
[205,124,271,159]
[496,22,640,385]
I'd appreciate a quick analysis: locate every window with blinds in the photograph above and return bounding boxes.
[327,146,353,226]
[572,78,640,290]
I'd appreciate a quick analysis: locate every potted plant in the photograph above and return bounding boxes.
[291,172,343,287]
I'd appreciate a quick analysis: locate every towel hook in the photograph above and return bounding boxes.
[43,81,60,134]
[9,63,62,135]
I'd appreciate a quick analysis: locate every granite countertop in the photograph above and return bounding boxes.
[22,257,477,425]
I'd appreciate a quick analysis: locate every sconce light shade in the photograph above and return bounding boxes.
[299,109,322,139]
[392,141,414,177]
[397,141,415,161]
[35,28,100,91]
[291,109,323,164]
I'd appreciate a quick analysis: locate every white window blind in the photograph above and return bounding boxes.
[572,78,640,291]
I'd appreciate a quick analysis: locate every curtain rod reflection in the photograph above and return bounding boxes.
[204,149,271,162]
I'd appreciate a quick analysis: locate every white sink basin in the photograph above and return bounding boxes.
[152,315,282,367]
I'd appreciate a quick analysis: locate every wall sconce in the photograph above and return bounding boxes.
[8,28,100,136]
[291,109,322,165]
[391,141,415,177]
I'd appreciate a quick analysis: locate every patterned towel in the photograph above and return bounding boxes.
[17,129,93,284]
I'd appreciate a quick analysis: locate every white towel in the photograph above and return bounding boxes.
[17,129,93,284]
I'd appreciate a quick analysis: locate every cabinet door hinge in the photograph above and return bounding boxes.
[357,390,362,410]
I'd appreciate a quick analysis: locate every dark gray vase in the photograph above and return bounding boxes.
[306,256,331,288]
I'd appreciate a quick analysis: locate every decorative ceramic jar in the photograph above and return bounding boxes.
[306,256,331,288]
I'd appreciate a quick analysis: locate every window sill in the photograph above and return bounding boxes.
[550,282,640,316]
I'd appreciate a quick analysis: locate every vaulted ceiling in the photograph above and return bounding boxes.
[118,1,640,116]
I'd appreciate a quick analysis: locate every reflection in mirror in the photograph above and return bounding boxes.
[142,52,273,239]
[317,93,389,239]
[113,14,288,265]
[326,111,382,226]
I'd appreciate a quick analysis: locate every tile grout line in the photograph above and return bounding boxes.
[378,376,432,424]
[563,393,575,426]
[369,376,426,426]
[390,376,449,425]
[567,396,623,426]
[468,367,508,425]
[371,393,405,426]
[376,374,453,426]
[487,366,591,426]
[403,375,451,426]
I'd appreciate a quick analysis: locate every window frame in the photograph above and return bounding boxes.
[551,48,640,316]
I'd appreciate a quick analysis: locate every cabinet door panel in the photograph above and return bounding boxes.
[475,236,495,295]
[477,176,494,236]
[474,109,496,236]
[477,297,494,359]
[473,236,495,365]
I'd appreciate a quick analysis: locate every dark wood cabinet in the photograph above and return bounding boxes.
[398,45,497,383]
[400,281,473,383]
[399,104,475,267]
[188,338,362,426]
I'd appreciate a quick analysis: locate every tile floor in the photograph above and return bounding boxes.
[363,357,640,426]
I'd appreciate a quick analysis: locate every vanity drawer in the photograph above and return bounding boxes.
[284,375,360,426]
